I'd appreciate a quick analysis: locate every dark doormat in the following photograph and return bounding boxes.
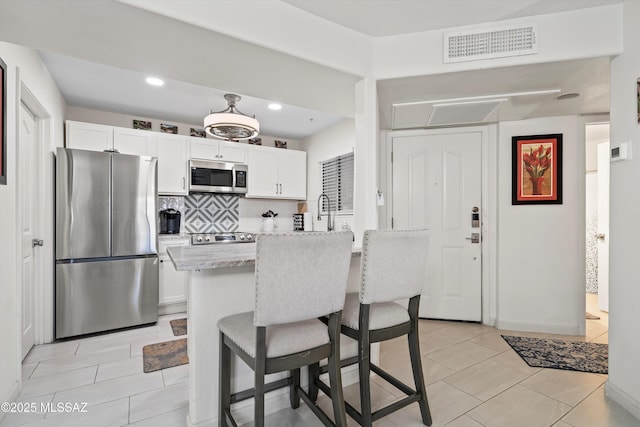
[170,318,188,336]
[502,335,608,374]
[143,338,188,373]
[585,312,601,320]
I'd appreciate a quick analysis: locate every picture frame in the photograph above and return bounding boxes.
[190,128,206,138]
[0,56,6,185]
[160,123,178,134]
[133,119,151,130]
[512,134,563,205]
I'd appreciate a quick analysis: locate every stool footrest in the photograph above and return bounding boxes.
[318,355,359,375]
[230,377,292,404]
[298,387,338,426]
[370,363,415,396]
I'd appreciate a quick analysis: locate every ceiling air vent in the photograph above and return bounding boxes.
[444,24,537,63]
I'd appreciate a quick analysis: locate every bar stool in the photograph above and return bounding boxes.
[310,229,432,426]
[217,231,354,427]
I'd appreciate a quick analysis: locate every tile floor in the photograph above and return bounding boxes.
[1,295,638,427]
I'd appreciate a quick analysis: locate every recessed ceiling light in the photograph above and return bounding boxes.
[268,103,282,111]
[146,77,164,86]
[556,93,580,100]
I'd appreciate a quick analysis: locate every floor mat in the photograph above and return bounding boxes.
[585,312,601,320]
[142,338,188,373]
[169,318,188,336]
[501,335,608,374]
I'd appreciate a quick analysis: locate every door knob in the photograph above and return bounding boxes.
[465,233,480,244]
[596,233,606,241]
[32,239,44,247]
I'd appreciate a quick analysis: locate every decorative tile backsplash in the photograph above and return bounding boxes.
[184,194,239,233]
[158,194,240,233]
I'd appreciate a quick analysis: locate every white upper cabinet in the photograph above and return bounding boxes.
[66,121,113,151]
[67,121,154,156]
[154,134,188,195]
[190,138,246,163]
[65,121,189,196]
[113,127,154,156]
[246,145,307,200]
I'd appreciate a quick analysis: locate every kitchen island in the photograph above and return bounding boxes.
[167,242,366,427]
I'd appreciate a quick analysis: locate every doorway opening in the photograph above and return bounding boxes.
[584,121,609,342]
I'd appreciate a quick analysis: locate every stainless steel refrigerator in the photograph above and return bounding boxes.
[55,148,159,339]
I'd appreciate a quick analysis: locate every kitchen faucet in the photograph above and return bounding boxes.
[317,193,334,231]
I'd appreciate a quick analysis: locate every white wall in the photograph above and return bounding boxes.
[299,118,356,232]
[607,0,640,418]
[496,116,585,335]
[0,41,66,422]
[372,5,623,80]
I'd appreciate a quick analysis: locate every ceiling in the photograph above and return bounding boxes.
[2,0,619,138]
[283,0,623,37]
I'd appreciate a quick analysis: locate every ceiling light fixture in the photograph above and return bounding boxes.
[268,103,282,111]
[204,94,259,141]
[145,77,164,86]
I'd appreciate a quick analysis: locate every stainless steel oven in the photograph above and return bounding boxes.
[189,159,248,194]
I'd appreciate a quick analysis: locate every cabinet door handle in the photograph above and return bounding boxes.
[275,183,278,194]
[219,154,223,159]
[279,183,282,194]
[182,177,185,189]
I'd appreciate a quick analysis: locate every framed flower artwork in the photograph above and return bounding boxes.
[512,134,563,205]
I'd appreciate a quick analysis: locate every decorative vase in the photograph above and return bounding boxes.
[529,177,545,195]
[261,217,275,232]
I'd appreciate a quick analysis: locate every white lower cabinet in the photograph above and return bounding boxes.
[159,238,189,315]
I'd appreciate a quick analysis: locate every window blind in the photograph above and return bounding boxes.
[321,152,354,213]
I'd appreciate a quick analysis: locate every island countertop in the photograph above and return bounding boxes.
[167,242,362,271]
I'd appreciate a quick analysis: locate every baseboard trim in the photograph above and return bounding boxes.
[606,381,640,421]
[0,382,21,423]
[159,302,188,316]
[496,319,580,335]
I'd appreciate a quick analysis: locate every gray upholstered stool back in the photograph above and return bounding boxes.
[360,229,430,305]
[254,231,353,327]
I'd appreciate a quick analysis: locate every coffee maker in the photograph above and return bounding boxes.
[159,209,181,234]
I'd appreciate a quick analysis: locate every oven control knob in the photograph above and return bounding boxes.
[196,236,203,242]
[246,234,253,241]
[205,236,211,242]
[239,235,245,240]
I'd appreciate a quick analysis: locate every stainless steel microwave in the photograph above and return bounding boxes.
[189,160,248,194]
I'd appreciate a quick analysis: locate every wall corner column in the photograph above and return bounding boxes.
[353,77,379,245]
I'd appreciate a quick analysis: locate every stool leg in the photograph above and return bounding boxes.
[255,327,267,427]
[219,332,231,427]
[358,305,373,427]
[328,312,347,427]
[290,368,300,409]
[308,362,320,401]
[408,297,432,426]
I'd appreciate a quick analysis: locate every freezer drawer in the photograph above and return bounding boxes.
[56,257,159,339]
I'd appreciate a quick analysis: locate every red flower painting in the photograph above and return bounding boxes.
[522,144,552,195]
[512,134,563,205]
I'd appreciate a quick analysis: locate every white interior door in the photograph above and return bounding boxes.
[597,141,610,312]
[19,102,37,359]
[392,130,482,321]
